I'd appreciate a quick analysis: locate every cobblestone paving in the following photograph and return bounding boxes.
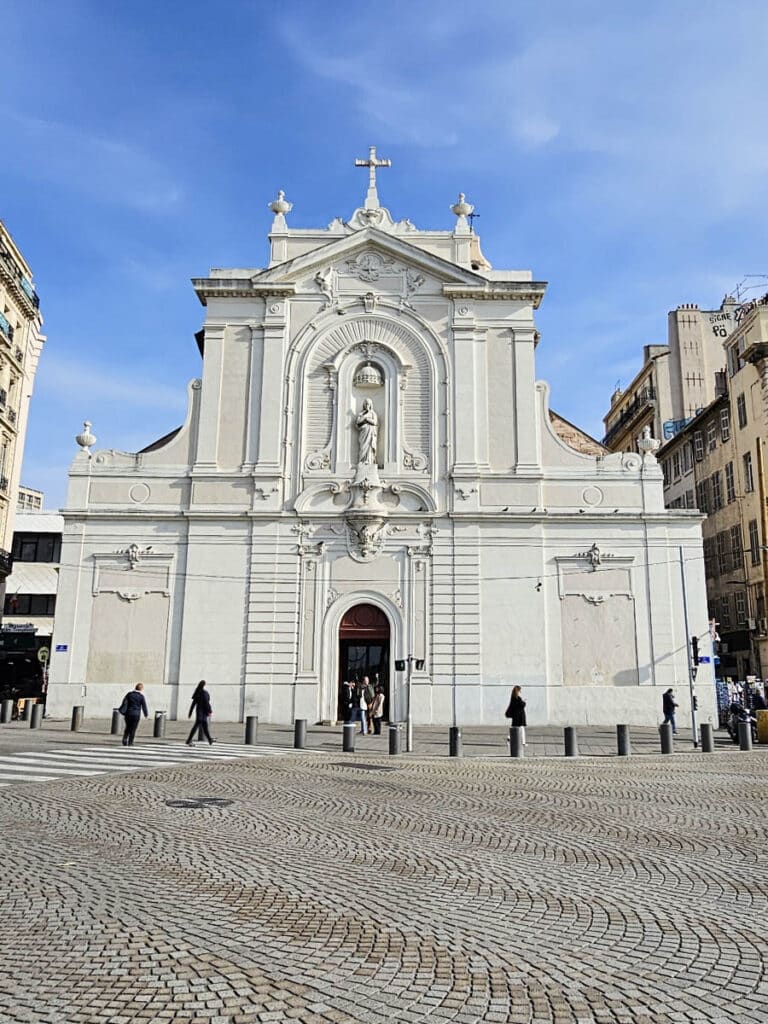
[0,751,766,1024]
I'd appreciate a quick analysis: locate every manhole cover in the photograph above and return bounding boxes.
[165,797,234,809]
[344,763,399,773]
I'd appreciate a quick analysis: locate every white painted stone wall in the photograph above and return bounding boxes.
[47,172,715,728]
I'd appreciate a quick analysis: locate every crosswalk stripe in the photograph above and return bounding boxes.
[0,739,292,789]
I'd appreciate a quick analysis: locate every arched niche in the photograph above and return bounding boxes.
[295,313,439,483]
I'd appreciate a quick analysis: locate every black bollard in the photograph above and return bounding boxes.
[30,704,43,729]
[21,700,34,723]
[616,723,631,756]
[343,723,355,753]
[244,715,258,745]
[509,726,524,758]
[294,718,307,749]
[738,721,753,752]
[659,722,674,754]
[153,711,166,739]
[0,699,12,723]
[449,726,462,757]
[111,709,122,735]
[389,723,402,755]
[564,726,578,757]
[700,723,714,753]
[70,705,84,732]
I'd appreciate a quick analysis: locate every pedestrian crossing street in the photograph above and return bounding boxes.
[0,740,291,788]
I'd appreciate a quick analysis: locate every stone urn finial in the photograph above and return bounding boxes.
[451,192,474,218]
[75,420,96,453]
[268,190,293,217]
[637,424,661,457]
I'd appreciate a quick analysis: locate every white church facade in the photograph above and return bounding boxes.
[48,152,715,727]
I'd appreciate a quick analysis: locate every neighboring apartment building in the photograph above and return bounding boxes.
[0,508,62,702]
[658,294,768,680]
[603,297,736,452]
[17,484,43,513]
[0,221,45,608]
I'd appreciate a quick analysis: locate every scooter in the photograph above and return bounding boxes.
[726,702,757,744]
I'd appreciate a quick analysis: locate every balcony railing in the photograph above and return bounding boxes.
[0,312,13,342]
[0,249,40,309]
[603,386,657,448]
[0,477,9,493]
[0,549,12,577]
[13,347,23,364]
[8,408,16,425]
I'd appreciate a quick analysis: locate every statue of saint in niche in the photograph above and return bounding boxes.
[356,398,379,466]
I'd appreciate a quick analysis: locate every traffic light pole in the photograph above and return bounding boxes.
[679,546,700,748]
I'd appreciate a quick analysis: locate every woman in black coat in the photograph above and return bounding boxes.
[186,680,214,745]
[505,685,527,745]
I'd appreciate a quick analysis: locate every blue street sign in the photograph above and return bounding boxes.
[698,656,711,663]
[55,644,68,652]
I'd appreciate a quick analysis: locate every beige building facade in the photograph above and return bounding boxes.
[0,222,45,607]
[604,299,736,453]
[659,295,768,679]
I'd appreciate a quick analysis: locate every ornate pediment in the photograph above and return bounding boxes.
[253,227,487,291]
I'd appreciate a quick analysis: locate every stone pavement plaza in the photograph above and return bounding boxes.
[0,746,766,1024]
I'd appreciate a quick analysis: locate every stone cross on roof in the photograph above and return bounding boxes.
[355,146,391,210]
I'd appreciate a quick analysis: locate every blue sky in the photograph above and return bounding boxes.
[2,0,767,509]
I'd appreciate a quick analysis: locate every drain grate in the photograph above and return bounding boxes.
[164,797,234,809]
[343,763,399,773]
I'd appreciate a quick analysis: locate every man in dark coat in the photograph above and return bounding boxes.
[662,688,678,734]
[120,682,148,746]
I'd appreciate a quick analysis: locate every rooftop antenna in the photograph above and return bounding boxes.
[732,274,768,301]
[467,210,480,233]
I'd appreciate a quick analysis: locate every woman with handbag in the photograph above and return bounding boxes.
[186,680,214,745]
[505,685,527,745]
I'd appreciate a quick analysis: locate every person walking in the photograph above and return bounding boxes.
[371,686,385,735]
[662,688,678,735]
[119,682,148,746]
[186,680,214,745]
[505,685,527,745]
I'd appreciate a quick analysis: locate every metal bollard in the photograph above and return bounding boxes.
[21,700,34,723]
[294,718,307,749]
[153,710,166,739]
[111,709,122,735]
[738,721,753,752]
[617,723,631,757]
[509,726,524,758]
[0,699,12,723]
[389,723,402,755]
[70,705,84,732]
[700,722,714,753]
[449,726,462,757]
[659,722,674,754]
[343,722,355,753]
[30,704,43,729]
[564,726,578,757]
[244,715,258,745]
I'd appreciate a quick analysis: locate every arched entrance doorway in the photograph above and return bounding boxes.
[338,603,390,720]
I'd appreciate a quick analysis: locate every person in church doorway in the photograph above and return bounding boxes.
[340,680,355,723]
[352,682,367,735]
[186,680,214,745]
[371,686,385,734]
[505,685,527,745]
[662,688,678,735]
[363,675,376,733]
[119,682,148,746]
